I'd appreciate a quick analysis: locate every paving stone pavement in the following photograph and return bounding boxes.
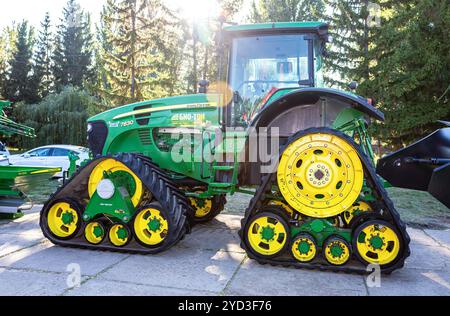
[0,206,449,296]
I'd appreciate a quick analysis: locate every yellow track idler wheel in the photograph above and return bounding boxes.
[277,132,364,218]
[85,222,106,245]
[353,220,402,267]
[88,158,143,207]
[343,201,372,226]
[323,236,352,266]
[45,199,81,240]
[190,197,213,220]
[133,203,169,248]
[266,200,295,218]
[109,224,131,247]
[244,211,290,258]
[291,234,317,262]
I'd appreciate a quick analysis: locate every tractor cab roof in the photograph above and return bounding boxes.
[223,21,329,38]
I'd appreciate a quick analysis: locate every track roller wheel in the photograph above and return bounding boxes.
[43,199,82,240]
[343,201,372,226]
[88,158,143,207]
[85,222,106,245]
[277,132,364,218]
[109,224,131,247]
[190,194,226,223]
[133,203,169,248]
[353,220,403,267]
[244,210,290,258]
[323,236,351,266]
[291,233,317,262]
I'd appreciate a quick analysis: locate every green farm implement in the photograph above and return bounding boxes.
[41,22,410,274]
[0,100,60,219]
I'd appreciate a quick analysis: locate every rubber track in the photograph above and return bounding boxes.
[40,153,194,254]
[238,127,411,274]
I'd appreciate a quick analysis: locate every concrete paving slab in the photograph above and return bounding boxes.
[0,268,82,296]
[425,229,450,249]
[0,213,42,237]
[99,248,246,293]
[198,214,243,231]
[0,233,45,258]
[66,278,218,296]
[0,242,130,276]
[225,259,367,296]
[179,226,244,253]
[368,268,450,296]
[404,244,450,271]
[407,228,441,247]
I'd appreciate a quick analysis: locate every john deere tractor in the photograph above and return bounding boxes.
[41,22,410,273]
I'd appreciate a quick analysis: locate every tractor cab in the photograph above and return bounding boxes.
[222,22,329,126]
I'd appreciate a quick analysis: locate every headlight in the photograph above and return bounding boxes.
[87,123,93,133]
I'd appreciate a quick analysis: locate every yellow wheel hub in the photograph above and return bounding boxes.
[277,133,364,218]
[133,207,169,246]
[355,221,401,266]
[247,213,288,256]
[109,224,130,247]
[88,159,143,207]
[47,202,79,238]
[343,201,372,225]
[85,222,105,245]
[323,237,351,266]
[291,234,317,262]
[190,198,213,218]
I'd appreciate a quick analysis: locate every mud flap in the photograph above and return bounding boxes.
[428,162,450,208]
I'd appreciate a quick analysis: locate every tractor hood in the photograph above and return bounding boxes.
[89,94,223,124]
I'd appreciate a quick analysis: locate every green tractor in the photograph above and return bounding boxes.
[41,22,410,273]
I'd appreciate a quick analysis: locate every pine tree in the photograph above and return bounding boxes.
[0,24,18,99]
[52,0,94,91]
[32,13,53,99]
[98,0,185,104]
[249,0,325,22]
[4,21,36,103]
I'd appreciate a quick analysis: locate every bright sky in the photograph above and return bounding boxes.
[0,0,250,29]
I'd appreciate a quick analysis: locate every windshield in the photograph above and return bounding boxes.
[229,34,311,126]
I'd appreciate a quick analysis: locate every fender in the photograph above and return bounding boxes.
[250,87,384,129]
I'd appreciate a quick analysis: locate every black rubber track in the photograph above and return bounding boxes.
[40,153,194,254]
[238,127,411,274]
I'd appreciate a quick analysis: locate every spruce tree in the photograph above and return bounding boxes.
[5,21,36,103]
[52,0,94,91]
[367,0,450,148]
[32,13,53,99]
[249,0,325,22]
[98,0,184,103]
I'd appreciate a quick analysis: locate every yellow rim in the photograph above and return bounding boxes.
[133,207,169,246]
[343,201,372,225]
[291,234,317,262]
[190,198,213,218]
[88,159,143,207]
[324,238,351,266]
[47,202,79,238]
[84,222,105,245]
[356,222,401,265]
[109,224,130,247]
[267,200,296,218]
[277,133,364,218]
[247,214,288,256]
